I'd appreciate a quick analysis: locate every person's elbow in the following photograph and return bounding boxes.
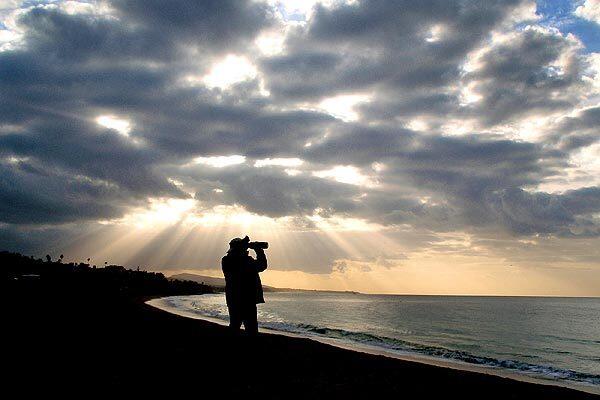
[257,259,267,272]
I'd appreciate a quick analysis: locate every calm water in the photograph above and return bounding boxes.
[152,292,600,389]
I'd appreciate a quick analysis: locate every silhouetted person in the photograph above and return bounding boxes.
[222,236,268,335]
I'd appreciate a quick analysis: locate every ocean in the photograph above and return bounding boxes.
[148,292,600,391]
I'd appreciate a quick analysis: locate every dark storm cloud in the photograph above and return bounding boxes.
[362,25,589,129]
[547,106,600,150]
[485,187,600,236]
[20,7,173,61]
[262,0,527,101]
[354,191,455,230]
[0,158,129,224]
[0,0,599,250]
[111,0,274,50]
[0,2,320,225]
[0,48,174,126]
[0,115,185,196]
[132,98,335,159]
[175,164,361,218]
[0,222,90,255]
[358,91,460,122]
[261,0,590,134]
[299,122,598,236]
[356,185,600,237]
[303,123,564,185]
[307,0,521,43]
[464,27,586,126]
[0,115,187,224]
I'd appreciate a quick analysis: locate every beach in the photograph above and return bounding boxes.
[146,292,600,394]
[148,292,600,392]
[6,293,597,398]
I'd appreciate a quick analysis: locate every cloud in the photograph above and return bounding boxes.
[548,106,600,150]
[484,187,600,236]
[0,158,126,224]
[18,7,174,62]
[574,0,600,24]
[182,164,361,218]
[111,0,274,50]
[463,26,587,127]
[0,0,599,274]
[263,0,531,101]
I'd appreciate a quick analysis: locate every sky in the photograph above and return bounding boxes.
[0,0,599,296]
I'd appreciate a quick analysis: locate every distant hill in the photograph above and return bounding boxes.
[169,273,278,291]
[170,273,227,288]
[169,272,360,294]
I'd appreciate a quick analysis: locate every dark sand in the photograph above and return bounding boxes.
[6,290,598,399]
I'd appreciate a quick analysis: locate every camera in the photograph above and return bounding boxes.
[229,236,268,251]
[248,241,269,250]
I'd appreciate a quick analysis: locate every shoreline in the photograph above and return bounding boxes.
[147,296,600,396]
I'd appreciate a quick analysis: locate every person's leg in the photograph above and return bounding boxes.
[242,304,258,335]
[228,306,242,332]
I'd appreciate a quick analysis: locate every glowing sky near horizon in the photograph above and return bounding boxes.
[0,0,599,295]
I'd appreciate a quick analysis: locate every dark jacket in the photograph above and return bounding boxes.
[222,249,267,307]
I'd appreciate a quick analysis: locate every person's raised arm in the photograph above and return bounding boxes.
[254,248,267,272]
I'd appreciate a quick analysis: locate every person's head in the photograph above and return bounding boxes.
[228,235,250,255]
